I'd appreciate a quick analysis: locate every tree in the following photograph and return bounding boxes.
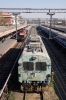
[1,17,8,25]
[0,13,8,26]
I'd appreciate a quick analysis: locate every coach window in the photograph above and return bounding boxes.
[23,62,34,71]
[36,62,47,71]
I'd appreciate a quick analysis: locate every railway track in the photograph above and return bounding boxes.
[0,28,31,99]
[0,42,22,89]
[22,91,44,100]
[0,26,61,100]
[37,28,66,100]
[0,42,24,99]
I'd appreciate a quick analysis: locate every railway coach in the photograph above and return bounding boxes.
[18,29,51,92]
[40,26,66,49]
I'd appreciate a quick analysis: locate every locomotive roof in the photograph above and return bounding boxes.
[22,34,50,59]
[30,38,40,42]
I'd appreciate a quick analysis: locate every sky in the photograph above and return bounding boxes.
[0,0,66,18]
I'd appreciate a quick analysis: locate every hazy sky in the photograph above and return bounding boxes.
[0,0,66,18]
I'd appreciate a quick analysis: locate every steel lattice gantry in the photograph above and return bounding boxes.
[0,8,66,13]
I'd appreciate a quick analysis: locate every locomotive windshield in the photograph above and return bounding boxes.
[36,62,47,71]
[23,62,34,71]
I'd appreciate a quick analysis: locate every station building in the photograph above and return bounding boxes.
[0,13,20,25]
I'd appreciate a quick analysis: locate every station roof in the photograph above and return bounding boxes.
[0,13,12,18]
[0,25,28,37]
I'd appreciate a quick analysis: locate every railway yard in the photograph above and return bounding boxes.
[0,24,66,100]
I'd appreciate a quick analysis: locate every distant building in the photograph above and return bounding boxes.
[0,13,12,25]
[18,19,27,25]
[0,13,21,25]
[11,14,20,25]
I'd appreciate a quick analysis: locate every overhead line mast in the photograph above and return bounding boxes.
[47,12,55,39]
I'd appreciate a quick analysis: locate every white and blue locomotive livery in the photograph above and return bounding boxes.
[18,32,51,91]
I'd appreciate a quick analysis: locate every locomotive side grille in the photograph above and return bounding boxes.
[36,62,47,71]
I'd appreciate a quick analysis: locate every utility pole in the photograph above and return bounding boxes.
[38,18,40,26]
[47,12,55,39]
[13,12,20,40]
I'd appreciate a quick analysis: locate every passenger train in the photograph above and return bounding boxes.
[18,28,51,92]
[40,26,66,49]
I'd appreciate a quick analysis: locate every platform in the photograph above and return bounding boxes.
[0,38,17,57]
[0,24,29,37]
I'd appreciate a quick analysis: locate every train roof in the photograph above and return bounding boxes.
[41,26,66,48]
[30,35,40,42]
[43,26,66,38]
[22,34,50,59]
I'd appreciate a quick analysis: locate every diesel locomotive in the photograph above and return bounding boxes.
[18,29,51,92]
